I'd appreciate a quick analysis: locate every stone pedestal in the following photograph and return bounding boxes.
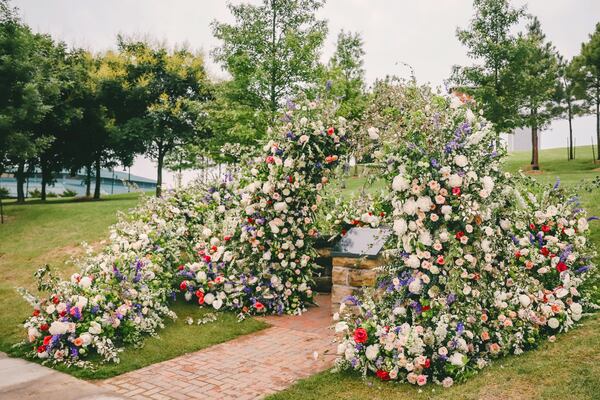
[329,227,392,305]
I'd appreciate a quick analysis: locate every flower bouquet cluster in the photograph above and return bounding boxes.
[178,98,350,316]
[333,86,598,386]
[19,184,231,366]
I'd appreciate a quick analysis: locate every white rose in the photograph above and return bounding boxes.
[365,344,380,361]
[406,255,420,269]
[392,175,410,192]
[454,155,468,168]
[393,219,408,236]
[403,198,418,216]
[89,321,102,335]
[273,202,288,212]
[213,298,223,310]
[49,321,68,336]
[408,278,422,294]
[519,294,531,307]
[449,352,465,367]
[448,174,463,187]
[80,333,93,346]
[547,318,560,329]
[204,293,215,305]
[441,205,452,215]
[416,196,432,211]
[79,276,92,289]
[570,302,582,315]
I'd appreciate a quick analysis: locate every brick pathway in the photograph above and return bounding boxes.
[98,293,335,400]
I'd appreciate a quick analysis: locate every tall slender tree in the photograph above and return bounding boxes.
[513,17,559,170]
[573,23,600,159]
[450,0,526,133]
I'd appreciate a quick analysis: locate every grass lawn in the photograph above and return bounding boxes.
[0,192,267,378]
[268,146,600,400]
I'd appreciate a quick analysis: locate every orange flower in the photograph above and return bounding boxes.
[481,331,490,341]
[73,337,83,347]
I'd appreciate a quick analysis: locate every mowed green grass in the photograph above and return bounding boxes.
[268,146,600,400]
[0,192,266,378]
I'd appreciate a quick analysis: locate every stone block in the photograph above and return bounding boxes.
[331,284,357,304]
[348,269,376,287]
[332,266,349,285]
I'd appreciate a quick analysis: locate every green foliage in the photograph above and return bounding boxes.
[212,0,328,122]
[0,186,9,198]
[61,188,77,197]
[116,38,213,196]
[450,0,527,133]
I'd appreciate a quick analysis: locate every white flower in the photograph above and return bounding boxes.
[204,293,215,305]
[79,276,92,289]
[454,155,468,168]
[547,318,560,329]
[365,344,380,360]
[299,134,309,144]
[570,302,582,315]
[88,321,102,335]
[408,278,422,294]
[392,175,410,192]
[406,255,420,269]
[519,294,531,307]
[416,196,432,211]
[49,321,68,336]
[403,198,418,216]
[335,321,348,333]
[448,174,463,187]
[273,202,288,212]
[80,333,93,346]
[393,219,408,236]
[449,352,465,367]
[213,298,223,310]
[441,205,452,215]
[367,126,380,140]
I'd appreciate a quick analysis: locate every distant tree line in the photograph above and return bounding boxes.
[450,0,600,169]
[0,0,368,202]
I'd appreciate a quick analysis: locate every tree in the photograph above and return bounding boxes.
[212,0,328,123]
[573,23,600,159]
[0,2,55,202]
[513,17,559,170]
[450,0,526,133]
[555,55,587,160]
[118,39,212,197]
[323,30,366,120]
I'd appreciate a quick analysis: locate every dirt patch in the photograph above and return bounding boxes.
[31,241,105,272]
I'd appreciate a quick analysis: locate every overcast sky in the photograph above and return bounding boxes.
[12,0,600,185]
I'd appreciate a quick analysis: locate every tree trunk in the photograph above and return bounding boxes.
[596,83,599,160]
[567,98,574,160]
[531,121,539,170]
[269,0,277,123]
[93,155,101,200]
[85,165,92,197]
[41,161,47,201]
[156,150,164,198]
[16,161,25,204]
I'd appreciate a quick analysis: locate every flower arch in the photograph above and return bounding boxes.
[21,96,350,366]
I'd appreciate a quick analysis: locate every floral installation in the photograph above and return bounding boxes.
[19,96,351,366]
[333,85,598,387]
[177,97,349,317]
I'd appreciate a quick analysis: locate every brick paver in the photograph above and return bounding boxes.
[98,293,335,399]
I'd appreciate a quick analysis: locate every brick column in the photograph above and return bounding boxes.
[331,256,384,304]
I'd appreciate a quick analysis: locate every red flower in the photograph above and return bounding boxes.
[514,251,521,258]
[556,262,568,273]
[379,212,385,217]
[422,305,431,312]
[52,296,60,305]
[529,223,536,230]
[254,302,265,312]
[204,255,212,263]
[265,155,275,164]
[288,176,294,183]
[196,290,205,305]
[247,217,254,224]
[37,345,47,353]
[424,358,431,368]
[455,231,465,239]
[452,187,461,196]
[327,127,335,135]
[43,335,52,346]
[211,245,218,252]
[376,370,390,381]
[32,309,40,317]
[40,323,49,331]
[341,229,347,236]
[179,281,188,291]
[353,327,368,343]
[352,219,360,226]
[177,264,184,271]
[540,247,550,257]
[224,235,231,241]
[541,225,551,233]
[436,255,445,265]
